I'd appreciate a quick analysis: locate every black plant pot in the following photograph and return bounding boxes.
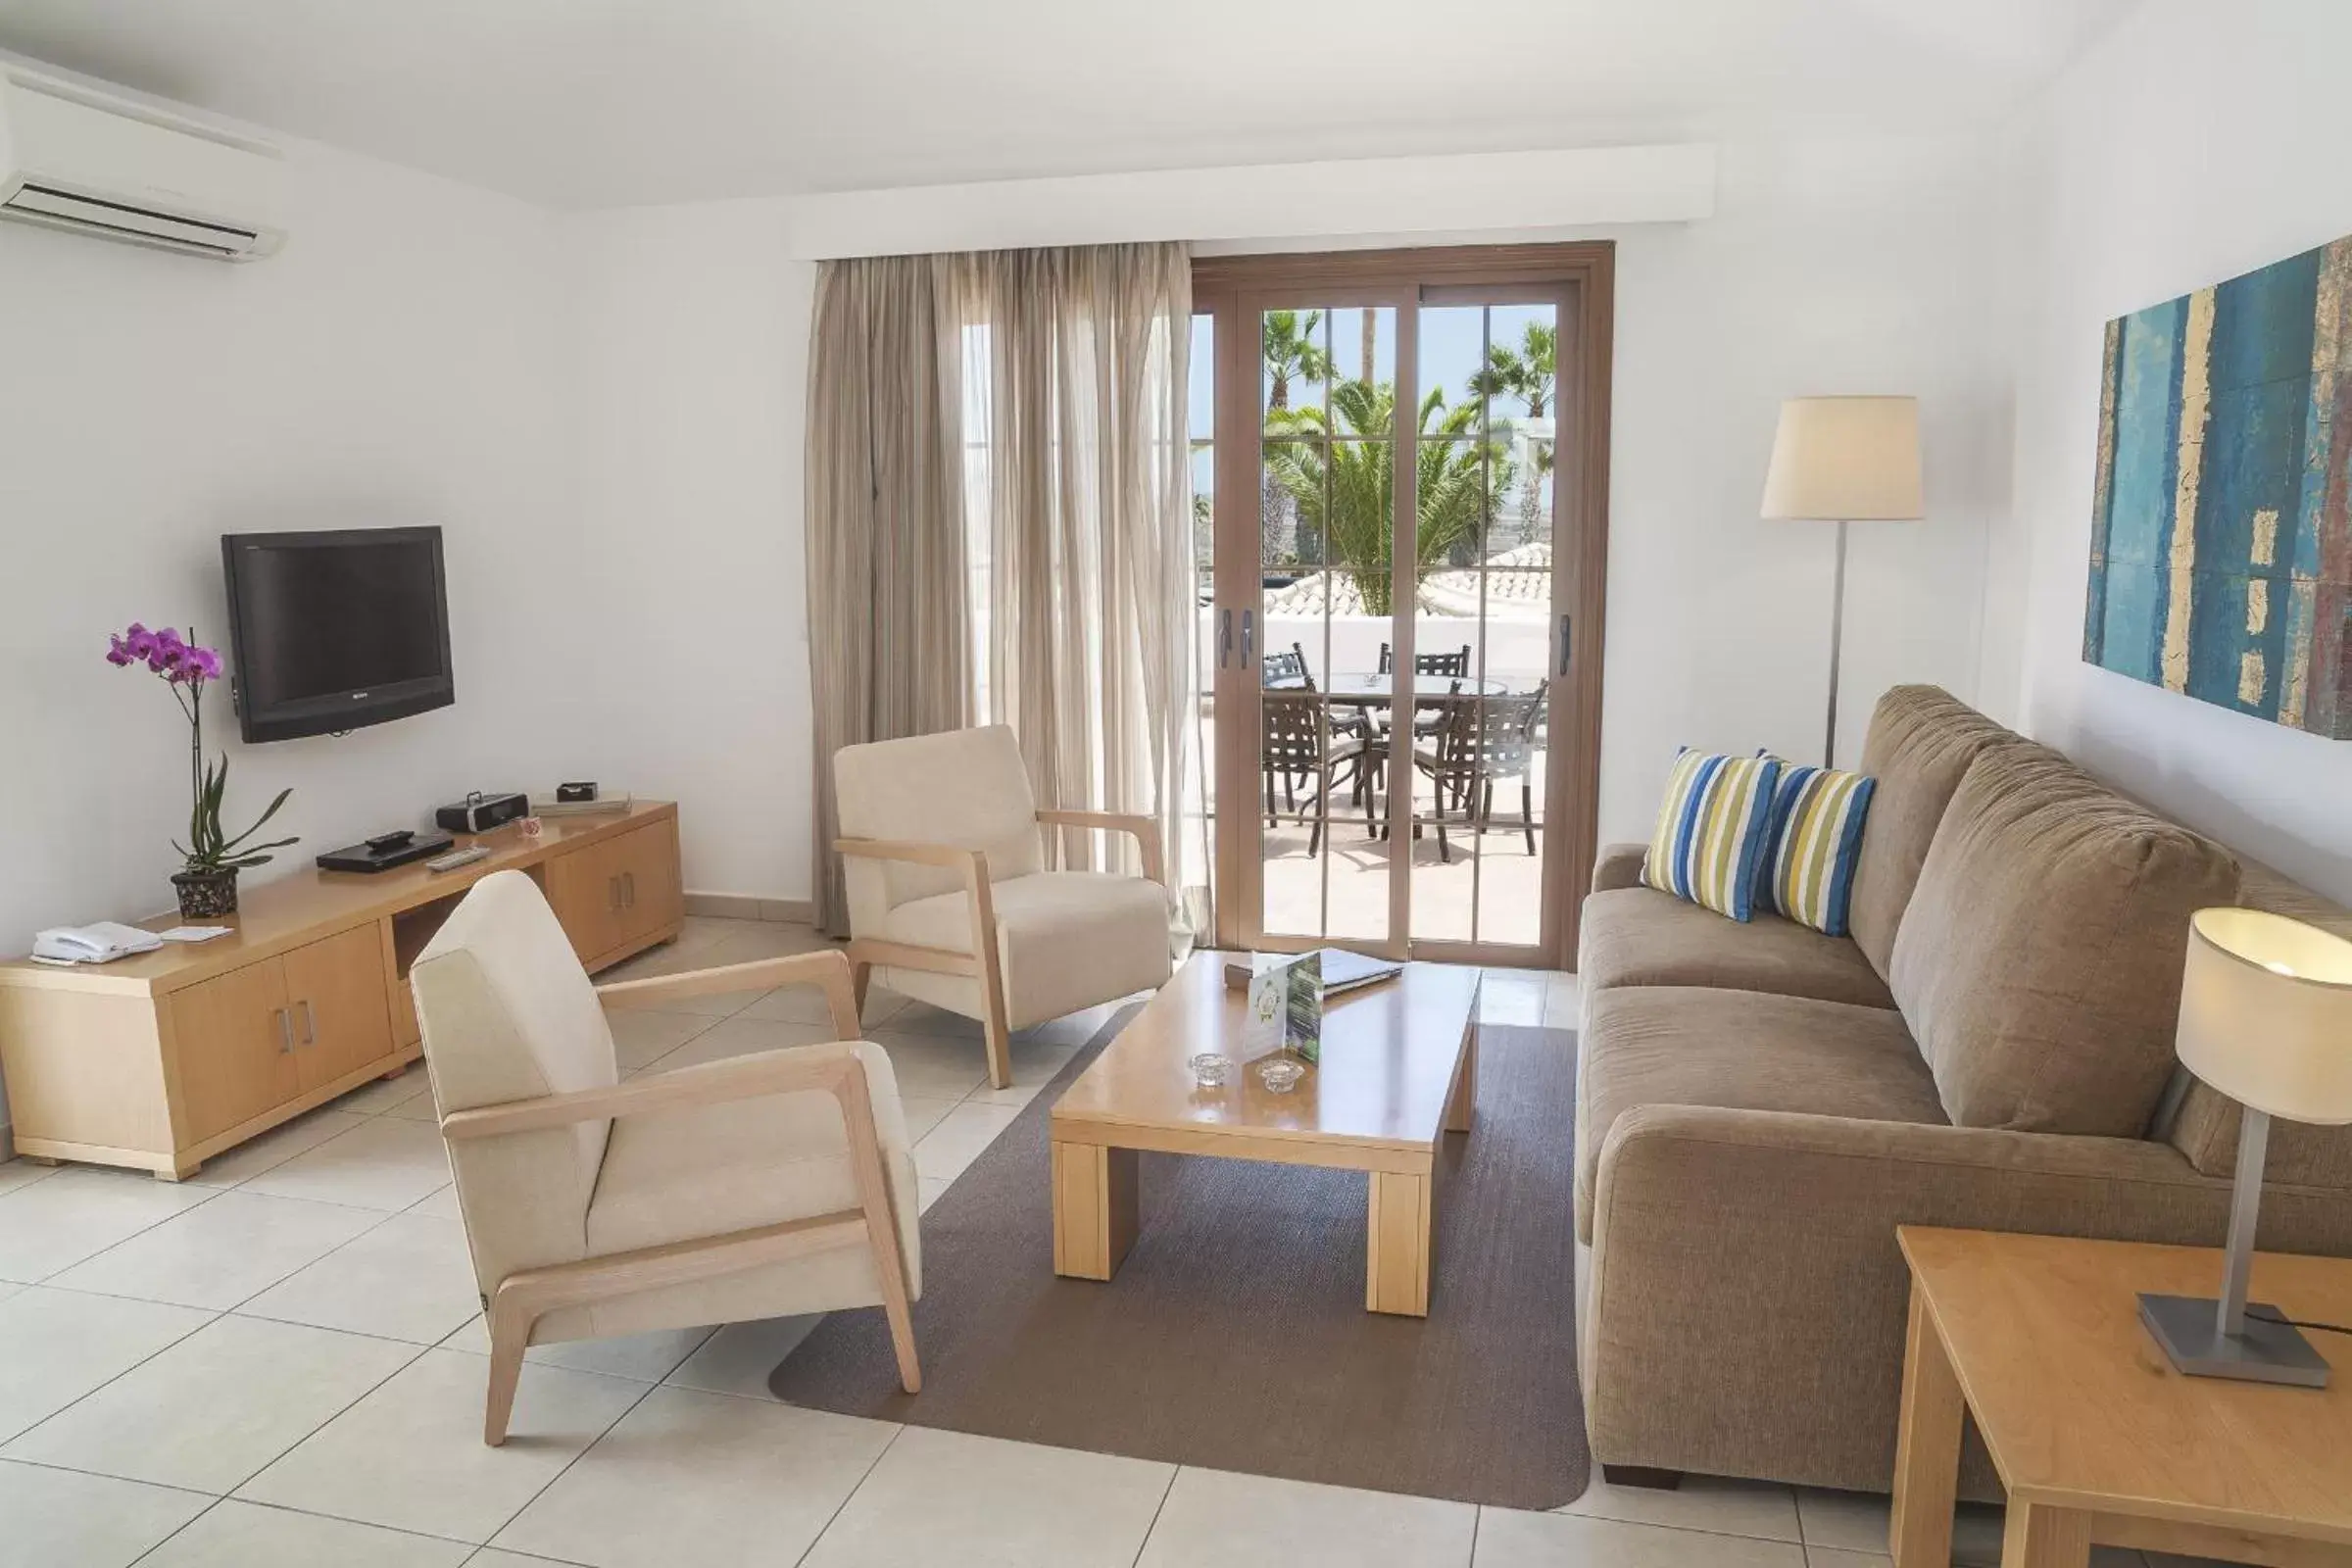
[172,866,239,920]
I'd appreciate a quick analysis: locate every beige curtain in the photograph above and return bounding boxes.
[805,257,971,934]
[805,242,1196,935]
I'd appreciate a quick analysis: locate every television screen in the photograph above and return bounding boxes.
[220,527,454,743]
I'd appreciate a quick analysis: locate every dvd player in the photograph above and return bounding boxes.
[317,828,455,874]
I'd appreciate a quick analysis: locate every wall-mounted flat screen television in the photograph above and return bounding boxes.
[220,525,455,743]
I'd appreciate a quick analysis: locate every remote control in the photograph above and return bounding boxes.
[425,846,493,873]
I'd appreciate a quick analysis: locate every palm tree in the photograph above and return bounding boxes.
[1467,321,1557,547]
[1261,310,1329,412]
[1260,311,1331,566]
[1263,380,1512,616]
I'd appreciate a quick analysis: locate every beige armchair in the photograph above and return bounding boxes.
[832,725,1174,1089]
[409,870,920,1446]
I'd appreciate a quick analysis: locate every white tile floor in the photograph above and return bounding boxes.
[0,918,2210,1567]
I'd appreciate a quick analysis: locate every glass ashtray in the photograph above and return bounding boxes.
[1188,1053,1234,1087]
[1255,1057,1306,1094]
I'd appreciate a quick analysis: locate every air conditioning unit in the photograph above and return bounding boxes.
[0,72,285,260]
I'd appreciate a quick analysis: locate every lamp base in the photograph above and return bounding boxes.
[2138,1293,2331,1387]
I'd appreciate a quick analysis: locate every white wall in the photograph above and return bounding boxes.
[558,202,818,902]
[1597,131,2010,841]
[560,127,2014,874]
[1986,0,2352,900]
[0,138,580,954]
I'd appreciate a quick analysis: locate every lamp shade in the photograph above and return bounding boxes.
[2177,907,2352,1125]
[1760,396,1924,521]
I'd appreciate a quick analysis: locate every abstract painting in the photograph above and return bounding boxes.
[2083,234,2352,737]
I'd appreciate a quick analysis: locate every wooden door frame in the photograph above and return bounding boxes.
[1191,241,1614,968]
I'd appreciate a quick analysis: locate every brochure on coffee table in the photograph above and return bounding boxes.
[1244,950,1324,1063]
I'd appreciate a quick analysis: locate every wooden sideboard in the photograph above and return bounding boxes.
[0,801,683,1179]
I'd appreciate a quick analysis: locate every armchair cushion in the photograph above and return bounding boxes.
[882,870,1172,1030]
[587,1041,920,1297]
[834,726,1044,934]
[412,870,619,1287]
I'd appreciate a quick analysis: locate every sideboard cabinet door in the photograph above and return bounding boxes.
[171,958,298,1145]
[281,924,396,1092]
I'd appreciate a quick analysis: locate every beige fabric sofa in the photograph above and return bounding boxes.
[1575,686,2352,1496]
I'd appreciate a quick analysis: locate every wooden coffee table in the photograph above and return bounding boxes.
[1892,1227,2352,1568]
[1048,951,1481,1317]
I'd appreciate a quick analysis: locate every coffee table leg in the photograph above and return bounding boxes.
[1999,1504,2089,1568]
[1891,1278,1964,1568]
[1366,1165,1432,1316]
[1445,1021,1477,1136]
[1052,1141,1138,1281]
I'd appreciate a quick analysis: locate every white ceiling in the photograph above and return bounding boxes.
[0,0,2136,210]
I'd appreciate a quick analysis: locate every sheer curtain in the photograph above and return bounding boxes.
[804,243,1197,936]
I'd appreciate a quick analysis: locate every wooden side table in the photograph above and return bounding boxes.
[1891,1228,2352,1568]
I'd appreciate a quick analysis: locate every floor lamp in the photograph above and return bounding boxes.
[1759,396,1923,767]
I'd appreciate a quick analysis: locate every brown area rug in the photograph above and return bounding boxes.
[768,1010,1589,1510]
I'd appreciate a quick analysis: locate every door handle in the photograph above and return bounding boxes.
[1241,609,1255,668]
[273,1007,294,1055]
[621,871,636,908]
[296,999,317,1047]
[1557,612,1573,677]
[1217,608,1233,669]
[608,874,620,910]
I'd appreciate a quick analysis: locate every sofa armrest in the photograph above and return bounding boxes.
[1592,842,1647,893]
[1583,1104,2352,1494]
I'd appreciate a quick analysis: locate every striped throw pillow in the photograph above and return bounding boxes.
[1642,751,1782,921]
[1756,761,1877,936]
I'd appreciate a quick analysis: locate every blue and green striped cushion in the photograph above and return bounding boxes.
[1642,751,1782,921]
[1756,761,1877,936]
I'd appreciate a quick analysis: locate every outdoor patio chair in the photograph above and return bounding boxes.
[1263,689,1382,858]
[1378,642,1474,738]
[1411,680,1548,861]
[1261,641,1312,689]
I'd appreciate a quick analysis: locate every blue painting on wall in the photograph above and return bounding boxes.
[2083,235,2352,738]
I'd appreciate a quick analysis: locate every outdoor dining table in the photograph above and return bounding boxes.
[1321,673,1507,703]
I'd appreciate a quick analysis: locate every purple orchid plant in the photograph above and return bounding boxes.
[108,623,297,873]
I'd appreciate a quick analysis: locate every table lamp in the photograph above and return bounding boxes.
[1759,396,1923,766]
[2140,907,2352,1387]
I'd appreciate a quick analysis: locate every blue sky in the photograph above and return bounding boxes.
[1188,302,1553,437]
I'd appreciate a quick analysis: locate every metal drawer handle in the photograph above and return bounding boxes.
[297,999,316,1047]
[274,1007,294,1055]
[622,871,636,908]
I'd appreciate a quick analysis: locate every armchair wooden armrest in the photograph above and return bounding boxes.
[1034,808,1166,889]
[595,949,859,1038]
[832,834,1011,1087]
[441,1041,869,1141]
[833,837,989,875]
[452,1036,923,1440]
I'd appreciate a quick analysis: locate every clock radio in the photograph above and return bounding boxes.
[435,790,531,835]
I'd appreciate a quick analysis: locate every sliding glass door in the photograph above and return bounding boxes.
[1191,246,1611,967]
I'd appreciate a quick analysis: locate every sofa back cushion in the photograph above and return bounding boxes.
[1847,686,2024,980]
[1888,745,2241,1137]
[2159,858,2352,1188]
